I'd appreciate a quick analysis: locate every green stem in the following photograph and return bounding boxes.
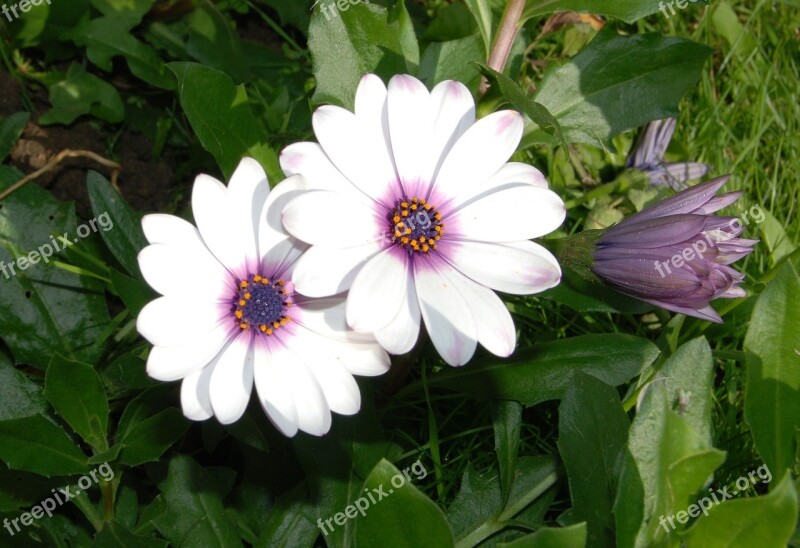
[480,0,527,94]
[72,489,104,532]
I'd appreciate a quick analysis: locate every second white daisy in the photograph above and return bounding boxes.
[281,74,566,366]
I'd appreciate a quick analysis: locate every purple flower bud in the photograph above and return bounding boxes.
[591,176,757,323]
[627,118,710,190]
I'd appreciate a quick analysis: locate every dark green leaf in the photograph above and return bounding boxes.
[533,28,712,149]
[744,260,800,477]
[86,171,147,278]
[45,354,108,452]
[187,1,250,83]
[558,372,629,547]
[0,166,110,367]
[109,269,155,318]
[427,334,659,406]
[0,353,47,420]
[0,112,29,162]
[0,415,88,477]
[117,408,190,466]
[308,0,420,109]
[93,521,168,548]
[493,400,522,505]
[39,64,125,125]
[523,0,687,24]
[153,455,243,547]
[168,62,281,181]
[354,459,454,548]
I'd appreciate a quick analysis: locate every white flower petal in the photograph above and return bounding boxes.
[181,365,214,421]
[428,80,476,181]
[146,323,234,381]
[292,241,382,297]
[209,335,254,424]
[280,142,360,196]
[486,162,548,188]
[450,185,566,242]
[433,110,524,202]
[294,297,376,344]
[142,214,201,246]
[292,326,362,416]
[228,157,270,265]
[137,296,227,348]
[313,105,400,201]
[282,190,381,248]
[346,248,409,333]
[253,342,299,437]
[374,272,421,355]
[447,271,516,357]
[191,173,245,270]
[446,240,562,295]
[138,243,231,300]
[414,257,477,366]
[257,175,309,273]
[387,74,433,197]
[270,340,332,436]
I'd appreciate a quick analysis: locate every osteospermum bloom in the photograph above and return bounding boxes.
[627,118,709,190]
[136,158,390,436]
[591,175,757,322]
[280,74,566,366]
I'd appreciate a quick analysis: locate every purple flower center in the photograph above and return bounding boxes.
[387,197,444,254]
[233,275,292,335]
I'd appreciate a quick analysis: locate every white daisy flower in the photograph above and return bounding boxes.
[280,74,566,367]
[136,158,390,437]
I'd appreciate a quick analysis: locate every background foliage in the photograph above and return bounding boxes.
[0,0,798,546]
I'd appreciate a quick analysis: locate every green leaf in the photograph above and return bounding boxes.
[354,459,454,547]
[254,481,319,547]
[744,260,800,478]
[427,334,659,406]
[109,268,154,317]
[419,35,485,92]
[522,0,685,24]
[0,466,54,512]
[493,400,522,505]
[682,474,798,547]
[614,338,719,547]
[308,0,420,109]
[86,171,147,277]
[93,521,169,548]
[64,12,175,89]
[153,455,243,547]
[168,62,281,181]
[533,28,712,149]
[558,372,629,547]
[187,1,250,83]
[757,209,796,265]
[476,63,565,145]
[0,166,110,367]
[0,112,29,162]
[39,64,125,125]
[115,386,189,466]
[0,415,88,477]
[463,0,494,54]
[498,523,587,547]
[45,354,109,452]
[103,347,155,391]
[0,352,47,420]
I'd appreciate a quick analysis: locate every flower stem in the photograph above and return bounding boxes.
[480,0,527,94]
